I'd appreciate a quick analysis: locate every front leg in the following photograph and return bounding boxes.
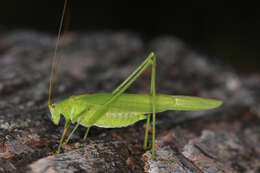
[57,120,70,154]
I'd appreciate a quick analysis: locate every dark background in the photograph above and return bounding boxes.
[0,1,259,73]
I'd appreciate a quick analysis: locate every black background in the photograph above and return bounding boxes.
[0,1,259,73]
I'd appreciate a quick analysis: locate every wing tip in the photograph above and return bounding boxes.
[171,96,223,111]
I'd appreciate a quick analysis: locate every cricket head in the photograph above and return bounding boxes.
[48,98,73,125]
[48,103,61,125]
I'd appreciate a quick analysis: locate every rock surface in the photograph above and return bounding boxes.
[0,30,259,173]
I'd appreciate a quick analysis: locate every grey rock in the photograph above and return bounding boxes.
[0,30,259,173]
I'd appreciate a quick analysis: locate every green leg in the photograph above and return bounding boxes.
[83,127,91,141]
[64,113,90,144]
[65,123,79,144]
[57,121,70,154]
[151,54,156,160]
[143,115,150,150]
[144,55,157,153]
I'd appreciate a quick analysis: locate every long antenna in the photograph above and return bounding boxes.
[48,0,68,106]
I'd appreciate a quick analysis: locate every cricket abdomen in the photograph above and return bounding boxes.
[78,109,147,128]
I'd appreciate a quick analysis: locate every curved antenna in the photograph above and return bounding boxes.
[48,0,68,106]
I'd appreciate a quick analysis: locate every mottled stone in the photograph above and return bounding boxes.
[29,139,131,173]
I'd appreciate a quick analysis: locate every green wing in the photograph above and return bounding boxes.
[76,93,222,113]
[170,96,222,110]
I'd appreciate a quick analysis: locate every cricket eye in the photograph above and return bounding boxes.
[51,104,55,109]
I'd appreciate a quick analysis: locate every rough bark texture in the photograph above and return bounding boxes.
[0,30,259,173]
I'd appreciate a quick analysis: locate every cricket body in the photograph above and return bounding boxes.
[48,0,222,160]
